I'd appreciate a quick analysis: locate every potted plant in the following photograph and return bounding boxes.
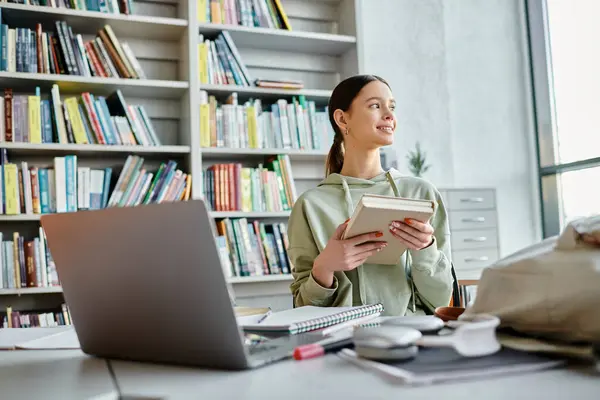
[406,141,431,178]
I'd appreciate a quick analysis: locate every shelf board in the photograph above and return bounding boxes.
[228,275,293,284]
[210,211,290,219]
[0,3,188,40]
[0,143,191,158]
[0,72,189,99]
[200,84,331,104]
[0,214,42,221]
[201,147,329,161]
[0,287,63,295]
[198,23,356,55]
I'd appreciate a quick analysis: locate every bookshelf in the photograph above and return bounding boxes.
[0,0,362,321]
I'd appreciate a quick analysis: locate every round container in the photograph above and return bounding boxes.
[434,306,465,321]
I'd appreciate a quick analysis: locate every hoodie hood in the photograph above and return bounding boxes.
[318,168,404,217]
[318,168,405,187]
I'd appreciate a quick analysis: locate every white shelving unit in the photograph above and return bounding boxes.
[0,0,361,314]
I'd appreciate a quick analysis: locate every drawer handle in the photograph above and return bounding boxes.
[461,217,486,223]
[460,197,484,203]
[464,256,489,262]
[463,236,488,243]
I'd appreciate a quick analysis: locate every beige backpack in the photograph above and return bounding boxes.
[461,215,600,344]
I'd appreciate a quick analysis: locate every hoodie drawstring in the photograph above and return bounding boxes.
[385,171,416,313]
[385,171,401,197]
[341,177,354,217]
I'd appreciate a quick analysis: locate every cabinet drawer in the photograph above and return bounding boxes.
[451,229,498,251]
[449,210,497,231]
[452,248,499,271]
[447,189,495,210]
[455,268,484,281]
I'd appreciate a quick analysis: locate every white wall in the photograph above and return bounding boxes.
[356,0,542,256]
[357,0,455,187]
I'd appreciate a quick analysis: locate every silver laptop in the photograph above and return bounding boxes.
[40,199,333,370]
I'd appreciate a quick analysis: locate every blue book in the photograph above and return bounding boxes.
[38,168,50,214]
[64,155,78,212]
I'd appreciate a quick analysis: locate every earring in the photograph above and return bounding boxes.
[345,128,349,136]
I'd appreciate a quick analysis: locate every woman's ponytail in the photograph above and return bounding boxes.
[325,134,344,176]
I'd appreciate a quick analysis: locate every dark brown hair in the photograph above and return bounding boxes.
[325,74,391,176]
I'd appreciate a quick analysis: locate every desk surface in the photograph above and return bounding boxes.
[0,350,117,400]
[110,353,600,400]
[1,350,599,400]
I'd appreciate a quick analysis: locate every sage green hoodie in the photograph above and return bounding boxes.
[287,168,453,316]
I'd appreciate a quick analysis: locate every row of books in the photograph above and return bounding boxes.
[0,19,145,79]
[215,217,291,278]
[0,229,58,290]
[198,31,251,87]
[198,0,291,30]
[1,86,161,146]
[2,304,72,329]
[203,156,296,212]
[4,0,135,15]
[106,155,192,208]
[0,153,191,215]
[199,92,335,151]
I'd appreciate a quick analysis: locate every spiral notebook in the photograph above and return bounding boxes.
[240,304,384,335]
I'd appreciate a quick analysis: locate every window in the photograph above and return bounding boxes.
[526,0,600,237]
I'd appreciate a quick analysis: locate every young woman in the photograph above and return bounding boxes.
[287,75,454,316]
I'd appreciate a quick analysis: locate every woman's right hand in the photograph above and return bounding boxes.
[312,220,387,288]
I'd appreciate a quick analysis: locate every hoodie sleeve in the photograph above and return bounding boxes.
[408,188,454,312]
[287,196,353,308]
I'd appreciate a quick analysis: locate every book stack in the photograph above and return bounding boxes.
[12,1,135,15]
[104,155,191,208]
[254,78,304,90]
[0,229,59,290]
[198,31,251,86]
[198,0,291,30]
[0,22,145,79]
[215,217,291,278]
[199,92,334,151]
[203,155,296,212]
[0,152,191,216]
[2,304,72,329]
[1,87,161,146]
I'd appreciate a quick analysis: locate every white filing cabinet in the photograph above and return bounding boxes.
[439,188,501,280]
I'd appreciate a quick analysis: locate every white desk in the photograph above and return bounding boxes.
[0,350,118,400]
[1,350,599,399]
[110,354,600,400]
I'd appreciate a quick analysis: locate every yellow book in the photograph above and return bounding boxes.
[3,163,20,215]
[246,106,257,148]
[199,103,210,147]
[13,232,21,289]
[197,0,207,22]
[28,95,42,144]
[241,168,252,212]
[64,98,89,144]
[183,174,192,200]
[198,42,208,84]
[273,0,292,30]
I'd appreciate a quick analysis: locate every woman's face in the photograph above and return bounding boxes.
[338,80,397,150]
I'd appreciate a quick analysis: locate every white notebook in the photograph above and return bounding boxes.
[0,327,79,350]
[240,304,384,334]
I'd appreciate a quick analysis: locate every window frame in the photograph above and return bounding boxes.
[525,0,600,238]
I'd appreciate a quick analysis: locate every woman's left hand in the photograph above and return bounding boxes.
[389,218,434,250]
